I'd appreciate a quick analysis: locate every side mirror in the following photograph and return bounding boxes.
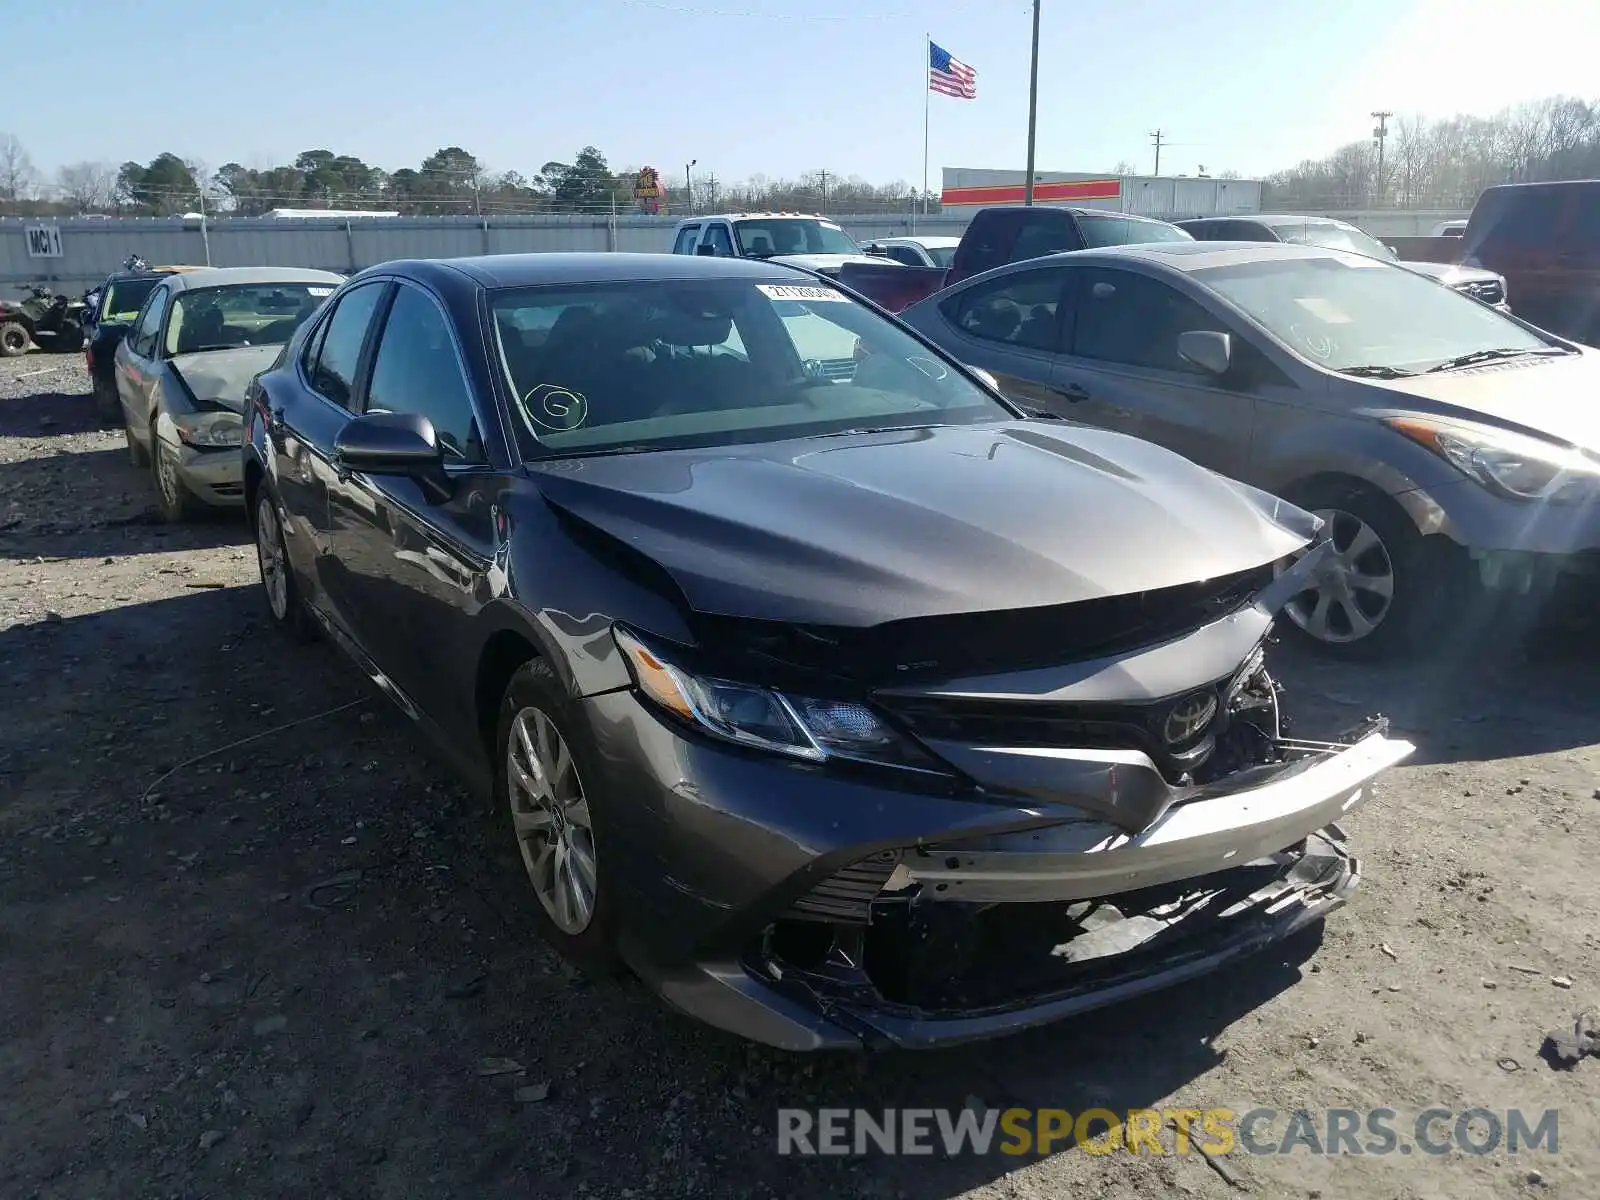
[695,243,718,256]
[334,411,451,503]
[1177,329,1231,376]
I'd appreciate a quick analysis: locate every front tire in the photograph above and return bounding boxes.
[1275,481,1463,660]
[495,658,620,973]
[152,433,201,523]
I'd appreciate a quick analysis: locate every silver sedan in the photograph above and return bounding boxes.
[114,265,345,521]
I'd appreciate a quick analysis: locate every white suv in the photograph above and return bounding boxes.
[668,213,890,278]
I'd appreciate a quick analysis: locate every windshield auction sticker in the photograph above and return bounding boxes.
[757,284,848,303]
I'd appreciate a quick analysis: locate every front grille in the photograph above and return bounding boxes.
[1458,278,1505,305]
[881,686,1227,771]
[787,851,898,923]
[816,357,857,383]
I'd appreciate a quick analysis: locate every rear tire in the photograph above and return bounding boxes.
[495,658,621,974]
[0,320,29,357]
[1275,480,1466,660]
[93,374,120,425]
[253,486,316,641]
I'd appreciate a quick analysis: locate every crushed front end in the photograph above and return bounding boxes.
[595,541,1414,1050]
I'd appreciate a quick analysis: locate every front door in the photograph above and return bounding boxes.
[113,283,171,446]
[1051,266,1262,480]
[266,279,390,617]
[921,265,1076,413]
[323,281,501,722]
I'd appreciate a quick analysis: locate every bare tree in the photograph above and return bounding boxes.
[55,161,119,212]
[1109,160,1138,175]
[0,133,37,202]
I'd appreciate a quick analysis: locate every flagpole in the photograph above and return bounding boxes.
[921,32,930,223]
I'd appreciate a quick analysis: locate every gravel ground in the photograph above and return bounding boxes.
[2,352,1598,1200]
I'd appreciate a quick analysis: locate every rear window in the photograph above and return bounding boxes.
[1468,187,1592,255]
[100,278,159,323]
[1077,215,1194,248]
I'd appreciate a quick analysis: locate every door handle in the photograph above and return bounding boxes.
[1050,383,1090,402]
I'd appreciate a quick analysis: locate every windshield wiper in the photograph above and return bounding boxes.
[1424,347,1569,373]
[1340,364,1417,379]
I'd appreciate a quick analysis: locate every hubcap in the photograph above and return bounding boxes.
[2,329,24,353]
[506,706,596,935]
[256,496,289,620]
[156,441,182,508]
[1280,508,1397,644]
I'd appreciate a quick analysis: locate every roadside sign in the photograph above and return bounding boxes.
[24,225,63,258]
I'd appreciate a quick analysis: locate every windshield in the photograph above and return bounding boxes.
[491,278,1012,458]
[733,219,861,257]
[1197,253,1549,374]
[1270,220,1395,260]
[1076,214,1194,248]
[164,283,336,355]
[100,278,159,323]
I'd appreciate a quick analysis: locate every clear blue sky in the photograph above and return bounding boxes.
[5,0,1593,189]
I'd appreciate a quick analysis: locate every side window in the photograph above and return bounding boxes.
[1072,268,1227,375]
[886,246,923,267]
[704,224,735,256]
[954,211,1021,276]
[365,284,486,464]
[1475,191,1564,254]
[1008,214,1077,263]
[129,287,169,358]
[945,269,1070,353]
[672,224,701,254]
[306,282,386,408]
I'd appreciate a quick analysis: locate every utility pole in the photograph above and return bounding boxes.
[1370,111,1392,206]
[685,159,696,215]
[1150,129,1165,176]
[705,172,719,211]
[1023,0,1041,205]
[817,169,830,213]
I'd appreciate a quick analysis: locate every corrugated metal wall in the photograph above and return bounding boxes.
[0,214,976,291]
[0,207,1468,292]
[941,167,1265,217]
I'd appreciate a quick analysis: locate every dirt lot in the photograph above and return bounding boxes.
[2,352,1597,1200]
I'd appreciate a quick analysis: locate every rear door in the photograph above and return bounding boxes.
[323,280,502,716]
[925,264,1075,412]
[1051,266,1273,479]
[113,283,172,441]
[266,278,390,622]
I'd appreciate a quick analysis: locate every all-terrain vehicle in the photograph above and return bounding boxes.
[0,285,88,357]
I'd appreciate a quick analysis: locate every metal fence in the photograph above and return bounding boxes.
[1,208,1470,293]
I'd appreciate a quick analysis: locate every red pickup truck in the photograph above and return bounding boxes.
[838,206,1194,313]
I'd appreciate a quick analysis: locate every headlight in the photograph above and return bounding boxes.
[171,410,243,448]
[1386,416,1600,504]
[613,627,943,773]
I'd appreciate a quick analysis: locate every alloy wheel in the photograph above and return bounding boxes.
[1280,507,1397,644]
[255,495,289,621]
[506,705,597,935]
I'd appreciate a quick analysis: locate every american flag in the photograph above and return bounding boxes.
[929,41,977,99]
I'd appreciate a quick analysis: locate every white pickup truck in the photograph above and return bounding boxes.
[668,213,890,279]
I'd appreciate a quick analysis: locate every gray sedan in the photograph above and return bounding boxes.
[114,266,346,521]
[898,241,1600,659]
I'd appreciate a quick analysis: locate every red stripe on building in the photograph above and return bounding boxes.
[939,178,1123,206]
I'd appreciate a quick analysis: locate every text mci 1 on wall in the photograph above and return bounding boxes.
[24,225,63,258]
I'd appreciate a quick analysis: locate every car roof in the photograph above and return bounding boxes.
[1183,214,1348,227]
[877,235,961,247]
[1066,240,1350,271]
[164,266,348,291]
[384,252,814,289]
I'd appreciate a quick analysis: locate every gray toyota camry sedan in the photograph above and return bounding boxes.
[243,252,1411,1049]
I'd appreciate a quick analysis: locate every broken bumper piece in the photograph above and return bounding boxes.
[713,725,1413,1050]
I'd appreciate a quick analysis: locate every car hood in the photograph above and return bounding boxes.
[169,345,280,412]
[532,422,1318,626]
[1397,261,1500,286]
[1365,349,1600,452]
[768,253,891,273]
